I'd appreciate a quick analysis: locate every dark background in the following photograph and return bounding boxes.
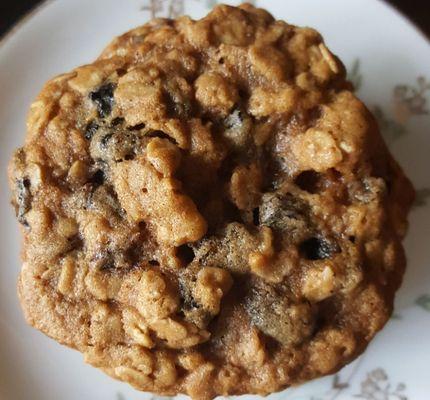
[0,0,429,39]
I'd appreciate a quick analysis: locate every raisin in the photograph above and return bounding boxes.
[124,154,135,161]
[259,192,308,231]
[299,237,340,260]
[294,170,321,194]
[16,178,32,226]
[84,120,99,140]
[111,117,124,127]
[93,251,115,271]
[128,123,146,131]
[94,128,143,163]
[100,133,114,149]
[90,83,115,117]
[89,169,105,187]
[125,245,142,267]
[99,258,115,271]
[146,130,178,145]
[67,234,83,251]
[245,285,315,346]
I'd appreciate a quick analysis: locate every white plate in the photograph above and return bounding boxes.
[0,1,429,399]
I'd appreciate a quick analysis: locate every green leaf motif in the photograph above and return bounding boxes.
[373,105,407,144]
[397,383,406,391]
[141,0,163,17]
[205,0,218,8]
[332,374,349,390]
[354,368,408,399]
[414,188,430,208]
[394,76,430,116]
[416,294,430,311]
[206,0,256,6]
[116,393,126,400]
[348,59,363,91]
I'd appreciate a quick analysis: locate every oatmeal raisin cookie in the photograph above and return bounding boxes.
[9,4,414,399]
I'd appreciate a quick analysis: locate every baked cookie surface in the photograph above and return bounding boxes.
[9,4,414,399]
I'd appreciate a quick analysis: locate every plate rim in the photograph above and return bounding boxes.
[1,0,429,52]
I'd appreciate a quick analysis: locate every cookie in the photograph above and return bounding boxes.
[9,4,415,399]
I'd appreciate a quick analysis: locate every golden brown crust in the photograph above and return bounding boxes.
[9,4,414,399]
